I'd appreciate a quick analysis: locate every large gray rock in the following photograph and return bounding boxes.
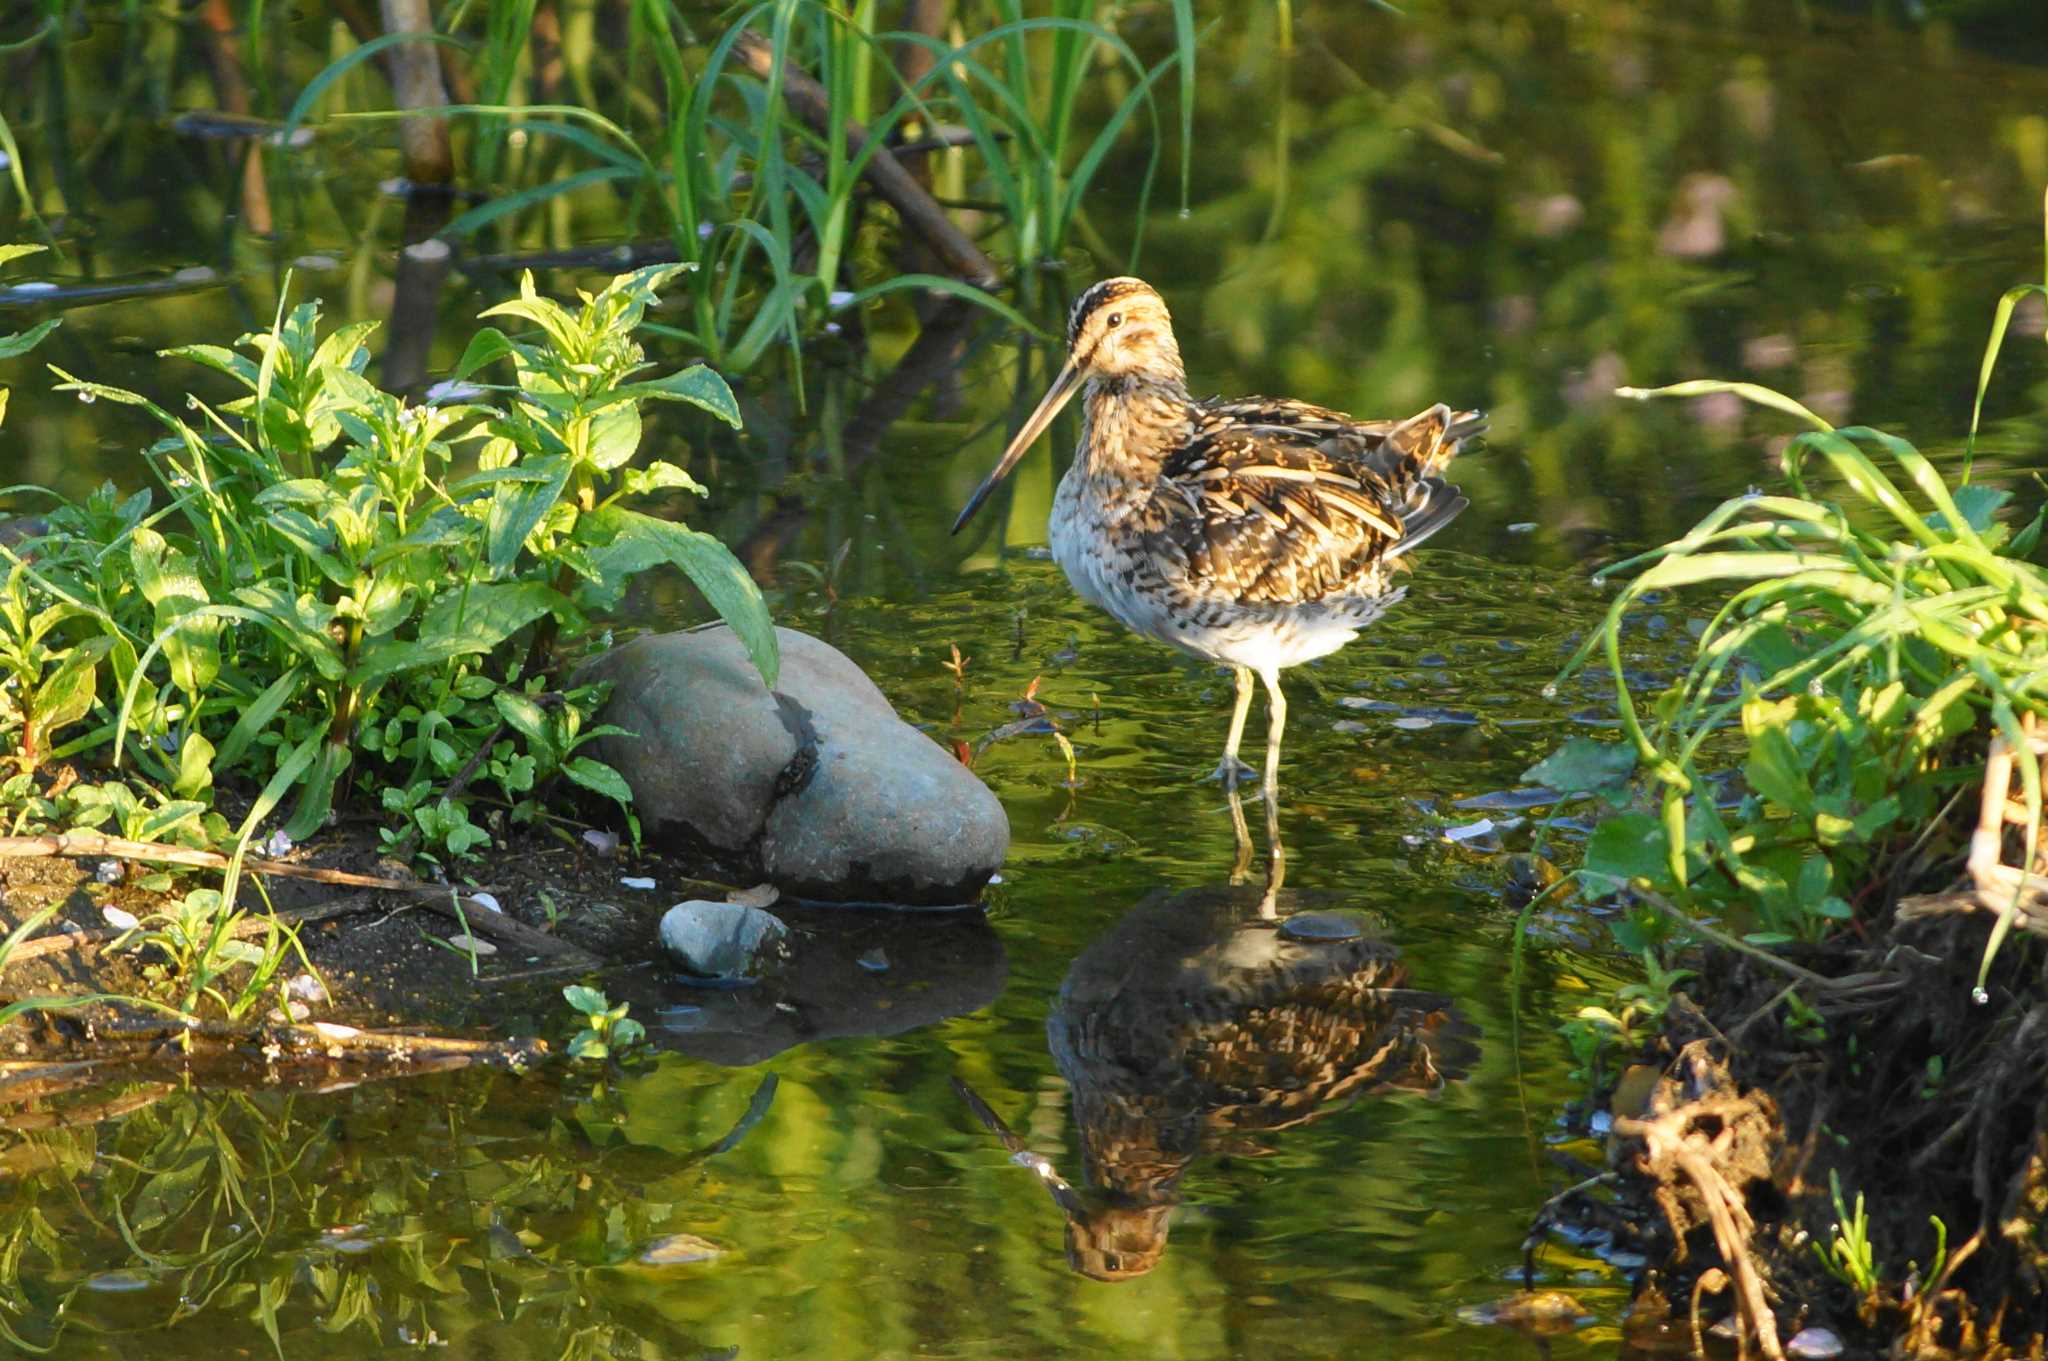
[580,625,1009,906]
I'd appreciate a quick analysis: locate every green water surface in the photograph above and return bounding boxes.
[3,2,2048,1357]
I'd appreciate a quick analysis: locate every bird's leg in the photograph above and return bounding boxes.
[1258,667,1287,802]
[1212,666,1256,788]
[1227,786,1254,885]
[1257,782,1285,920]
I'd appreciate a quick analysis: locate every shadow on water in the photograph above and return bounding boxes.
[622,902,1010,1068]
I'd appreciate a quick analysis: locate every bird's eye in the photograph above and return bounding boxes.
[1105,312,1124,329]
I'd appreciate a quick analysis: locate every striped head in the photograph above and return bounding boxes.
[951,276,1185,534]
[1064,276,1184,384]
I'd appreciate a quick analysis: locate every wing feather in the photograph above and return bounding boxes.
[1144,399,1484,605]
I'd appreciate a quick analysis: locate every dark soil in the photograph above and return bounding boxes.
[1548,907,2048,1359]
[0,819,734,1065]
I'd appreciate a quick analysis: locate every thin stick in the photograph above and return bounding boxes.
[0,832,599,968]
[1630,887,1834,987]
[730,29,1000,286]
[0,830,463,892]
[1,895,372,968]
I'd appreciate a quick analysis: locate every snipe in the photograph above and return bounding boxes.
[953,277,1486,796]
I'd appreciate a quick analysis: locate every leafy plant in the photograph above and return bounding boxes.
[1541,202,2048,1000]
[12,266,762,865]
[1551,392,2041,975]
[0,267,771,1019]
[562,984,645,1062]
[112,886,303,1022]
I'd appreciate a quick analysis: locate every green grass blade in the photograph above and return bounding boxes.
[1618,379,1835,433]
[281,32,469,149]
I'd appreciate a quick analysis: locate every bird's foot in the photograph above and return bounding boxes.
[1207,756,1258,788]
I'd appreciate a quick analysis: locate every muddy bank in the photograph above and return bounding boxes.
[0,820,999,1085]
[1547,905,2048,1358]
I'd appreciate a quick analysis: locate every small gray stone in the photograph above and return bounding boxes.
[1787,1327,1845,1359]
[1279,912,1368,943]
[659,900,788,980]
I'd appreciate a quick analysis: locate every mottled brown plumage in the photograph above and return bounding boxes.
[954,277,1486,795]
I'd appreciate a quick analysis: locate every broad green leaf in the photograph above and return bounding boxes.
[447,326,517,385]
[562,756,632,806]
[1743,720,1815,816]
[311,319,380,376]
[484,454,571,570]
[1522,737,1635,796]
[172,731,215,801]
[162,342,261,390]
[618,364,741,428]
[491,689,553,748]
[234,585,345,681]
[0,316,59,360]
[348,581,567,686]
[29,646,99,751]
[578,507,777,687]
[620,461,706,498]
[1938,484,2012,535]
[359,573,416,639]
[587,401,642,471]
[479,272,582,356]
[1580,812,1677,891]
[138,796,208,841]
[563,984,606,1014]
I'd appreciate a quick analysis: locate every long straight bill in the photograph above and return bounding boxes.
[950,355,1085,534]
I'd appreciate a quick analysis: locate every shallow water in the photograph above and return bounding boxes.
[4,1,2048,1356]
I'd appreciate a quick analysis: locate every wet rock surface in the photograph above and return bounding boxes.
[580,625,1010,906]
[658,899,789,980]
[615,902,1009,1067]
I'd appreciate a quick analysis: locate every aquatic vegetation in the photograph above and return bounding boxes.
[1544,200,2048,979]
[1528,200,2048,1358]
[277,0,1189,376]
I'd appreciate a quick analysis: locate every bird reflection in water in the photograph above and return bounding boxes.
[957,793,1477,1280]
